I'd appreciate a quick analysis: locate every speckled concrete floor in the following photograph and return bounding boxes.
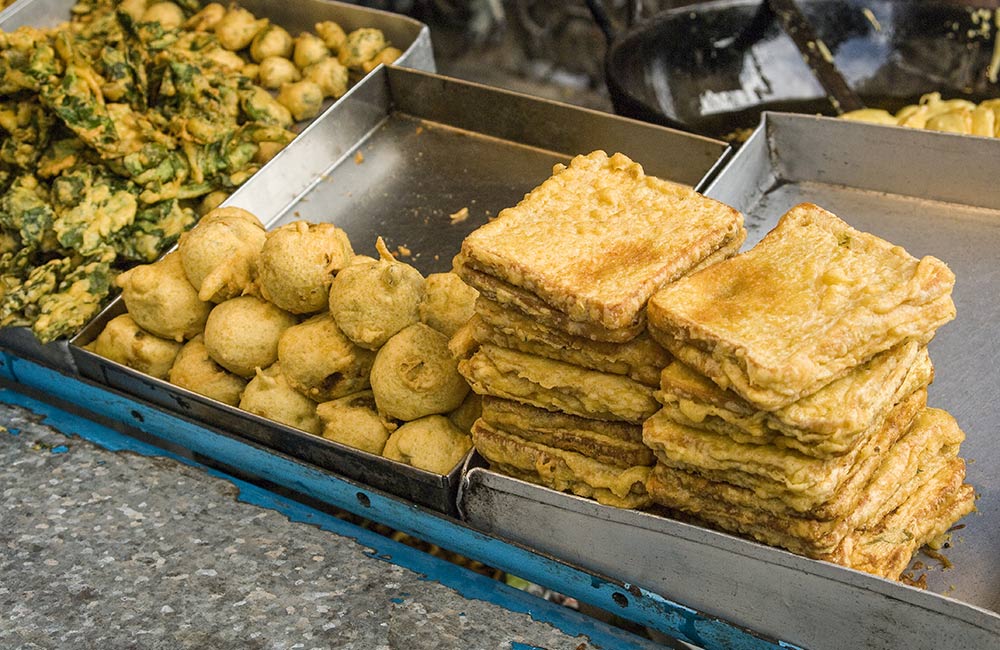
[0,401,663,650]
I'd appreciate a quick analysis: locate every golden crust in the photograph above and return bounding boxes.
[647,203,956,410]
[457,343,659,423]
[472,419,652,508]
[456,150,744,336]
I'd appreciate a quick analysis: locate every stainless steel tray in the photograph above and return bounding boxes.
[460,113,1000,650]
[0,0,434,373]
[70,65,729,515]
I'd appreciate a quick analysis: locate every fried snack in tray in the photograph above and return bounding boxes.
[256,221,354,314]
[84,313,182,380]
[202,295,297,378]
[472,299,669,386]
[454,150,744,341]
[370,323,469,422]
[646,407,969,562]
[316,390,394,455]
[239,362,321,436]
[383,415,472,474]
[842,92,1000,138]
[177,207,266,303]
[329,239,426,350]
[116,251,211,342]
[277,313,374,402]
[418,272,479,337]
[647,203,957,411]
[447,391,482,435]
[167,334,246,406]
[473,419,652,509]
[657,342,933,458]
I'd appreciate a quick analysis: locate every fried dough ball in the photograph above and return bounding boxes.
[370,323,469,421]
[184,2,225,32]
[382,415,472,474]
[418,272,478,337]
[316,390,392,455]
[116,251,211,342]
[86,314,182,380]
[361,47,402,74]
[293,33,330,69]
[257,221,354,314]
[329,238,425,350]
[239,363,321,435]
[203,296,297,378]
[304,58,349,99]
[168,335,247,406]
[215,7,267,51]
[141,2,184,30]
[241,85,294,128]
[315,21,347,53]
[258,56,300,89]
[276,80,324,121]
[277,313,375,401]
[447,391,482,435]
[203,48,246,73]
[119,0,150,23]
[178,207,266,303]
[250,24,293,62]
[338,28,387,69]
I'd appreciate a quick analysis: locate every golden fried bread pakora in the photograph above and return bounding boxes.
[178,207,267,303]
[239,363,321,435]
[382,415,472,474]
[370,323,469,421]
[203,296,297,378]
[86,313,182,380]
[455,151,744,339]
[277,313,374,402]
[116,252,211,342]
[457,343,658,424]
[257,221,354,314]
[316,390,393,455]
[167,334,247,406]
[329,238,426,350]
[657,343,933,458]
[473,419,652,509]
[418,272,478,337]
[647,203,956,410]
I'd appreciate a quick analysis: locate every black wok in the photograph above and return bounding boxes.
[597,0,1000,138]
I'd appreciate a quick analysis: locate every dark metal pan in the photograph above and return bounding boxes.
[596,0,1000,138]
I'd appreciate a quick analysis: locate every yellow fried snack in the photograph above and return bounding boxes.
[178,207,266,303]
[329,238,425,350]
[239,363,321,435]
[338,28,387,69]
[316,390,393,455]
[277,313,374,402]
[382,415,472,474]
[167,334,247,406]
[116,252,211,342]
[257,221,354,314]
[418,272,478,337]
[647,203,956,410]
[85,314,182,380]
[370,323,469,421]
[203,296,297,378]
[447,391,482,435]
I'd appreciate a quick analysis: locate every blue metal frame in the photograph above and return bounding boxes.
[0,351,798,650]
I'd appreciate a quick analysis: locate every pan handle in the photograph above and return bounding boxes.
[584,0,617,43]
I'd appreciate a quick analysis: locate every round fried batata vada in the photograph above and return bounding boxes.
[203,296,297,378]
[447,391,482,435]
[85,314,182,380]
[116,252,211,342]
[257,221,354,314]
[277,313,374,401]
[239,363,321,435]
[329,238,425,350]
[382,415,472,474]
[316,390,393,455]
[370,323,469,421]
[178,207,266,303]
[168,335,247,406]
[418,272,478,337]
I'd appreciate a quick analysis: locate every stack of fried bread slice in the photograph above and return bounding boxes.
[452,150,746,509]
[644,202,976,579]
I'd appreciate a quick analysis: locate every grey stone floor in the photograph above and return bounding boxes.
[0,401,663,650]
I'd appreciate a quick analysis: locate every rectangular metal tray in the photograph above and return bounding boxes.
[459,113,1000,650]
[70,65,730,515]
[0,0,434,373]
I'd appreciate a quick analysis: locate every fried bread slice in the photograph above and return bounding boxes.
[480,397,655,468]
[657,342,932,458]
[455,150,745,339]
[643,387,925,514]
[458,343,659,423]
[470,302,670,386]
[645,407,967,556]
[647,203,956,410]
[472,418,652,508]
